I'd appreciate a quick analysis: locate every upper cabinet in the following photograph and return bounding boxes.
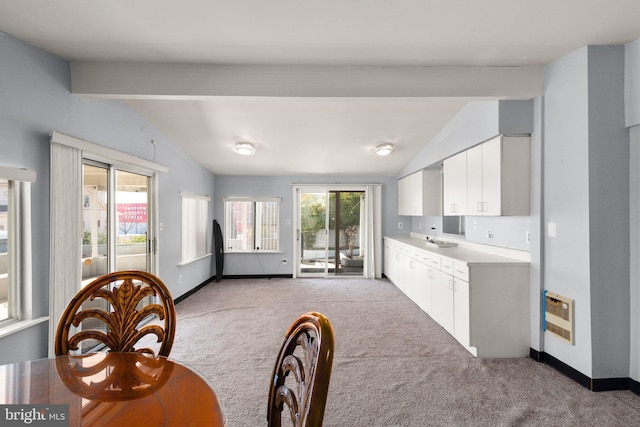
[397,169,442,216]
[444,135,530,217]
[442,151,467,215]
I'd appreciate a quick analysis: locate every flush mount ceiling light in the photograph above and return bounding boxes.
[374,143,394,156]
[233,141,255,156]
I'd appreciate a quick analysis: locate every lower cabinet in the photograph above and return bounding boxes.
[384,238,529,358]
[431,270,454,334]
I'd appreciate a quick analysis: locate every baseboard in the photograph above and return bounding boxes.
[222,274,293,280]
[175,274,295,304]
[530,348,639,394]
[174,276,216,304]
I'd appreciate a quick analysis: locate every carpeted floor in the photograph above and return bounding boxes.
[167,277,640,426]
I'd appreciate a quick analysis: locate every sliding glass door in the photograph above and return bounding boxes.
[80,162,153,352]
[82,163,152,285]
[295,186,365,278]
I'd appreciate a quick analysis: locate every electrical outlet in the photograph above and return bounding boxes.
[398,222,403,229]
[486,229,493,239]
[526,231,531,244]
[178,275,183,284]
[282,259,287,265]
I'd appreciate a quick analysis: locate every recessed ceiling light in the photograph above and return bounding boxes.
[374,143,394,156]
[233,142,255,156]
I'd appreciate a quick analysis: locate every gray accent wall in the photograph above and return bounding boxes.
[0,33,215,364]
[214,175,400,276]
[626,39,640,382]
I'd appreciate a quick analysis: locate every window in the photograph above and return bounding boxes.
[180,193,211,264]
[224,198,280,252]
[0,166,35,328]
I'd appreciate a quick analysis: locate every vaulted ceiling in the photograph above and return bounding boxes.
[2,1,640,175]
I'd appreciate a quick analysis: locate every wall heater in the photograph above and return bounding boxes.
[544,291,575,344]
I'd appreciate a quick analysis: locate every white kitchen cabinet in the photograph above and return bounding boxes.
[383,236,529,358]
[442,151,467,215]
[431,268,454,334]
[397,169,442,216]
[409,251,430,313]
[433,258,471,347]
[466,136,530,216]
[452,261,471,349]
[383,240,400,285]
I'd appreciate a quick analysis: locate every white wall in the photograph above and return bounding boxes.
[0,33,216,364]
[543,46,593,376]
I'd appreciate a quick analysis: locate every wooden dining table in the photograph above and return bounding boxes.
[0,352,225,426]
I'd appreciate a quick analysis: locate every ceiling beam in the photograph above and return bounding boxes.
[71,62,543,99]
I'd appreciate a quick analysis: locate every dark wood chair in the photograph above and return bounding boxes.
[55,270,176,357]
[268,311,335,427]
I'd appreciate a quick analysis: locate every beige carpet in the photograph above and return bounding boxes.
[167,277,640,426]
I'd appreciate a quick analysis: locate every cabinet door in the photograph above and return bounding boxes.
[405,256,417,300]
[453,279,470,347]
[432,272,454,334]
[422,266,438,315]
[467,137,502,216]
[397,175,410,215]
[466,144,483,215]
[387,245,400,285]
[422,169,442,216]
[384,242,393,283]
[412,258,430,312]
[480,137,502,215]
[397,171,419,216]
[443,152,467,215]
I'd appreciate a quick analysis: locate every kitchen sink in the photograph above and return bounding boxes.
[424,240,458,248]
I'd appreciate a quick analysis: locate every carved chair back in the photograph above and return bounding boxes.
[268,311,334,427]
[55,270,176,357]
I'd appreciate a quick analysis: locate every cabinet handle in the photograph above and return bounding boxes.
[477,201,482,212]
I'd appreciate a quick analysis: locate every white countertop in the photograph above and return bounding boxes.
[384,235,530,267]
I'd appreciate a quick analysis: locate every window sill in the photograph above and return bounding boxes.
[0,316,48,339]
[177,253,212,267]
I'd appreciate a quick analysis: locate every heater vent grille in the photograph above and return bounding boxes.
[544,291,574,344]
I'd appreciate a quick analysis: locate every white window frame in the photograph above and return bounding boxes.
[0,166,46,337]
[179,193,211,266]
[223,197,281,253]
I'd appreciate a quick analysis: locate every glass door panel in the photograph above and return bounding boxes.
[115,170,150,272]
[81,163,110,353]
[298,191,328,276]
[334,191,365,276]
[82,164,109,285]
